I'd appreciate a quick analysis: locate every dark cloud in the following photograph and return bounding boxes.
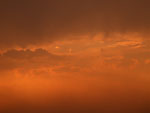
[0,0,150,48]
[0,49,67,71]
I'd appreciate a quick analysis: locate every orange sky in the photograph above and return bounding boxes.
[0,1,150,113]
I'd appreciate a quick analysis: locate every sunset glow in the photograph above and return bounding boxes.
[0,1,150,113]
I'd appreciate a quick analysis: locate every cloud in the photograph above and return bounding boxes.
[0,45,149,78]
[0,1,150,112]
[0,0,150,49]
[0,49,67,71]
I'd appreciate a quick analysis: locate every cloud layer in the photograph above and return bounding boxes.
[0,1,150,113]
[1,0,150,48]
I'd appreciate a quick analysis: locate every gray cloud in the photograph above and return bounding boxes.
[0,0,150,49]
[0,49,67,71]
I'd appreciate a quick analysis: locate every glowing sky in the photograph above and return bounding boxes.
[0,1,150,113]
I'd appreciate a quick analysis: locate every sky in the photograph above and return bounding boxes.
[0,0,150,113]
